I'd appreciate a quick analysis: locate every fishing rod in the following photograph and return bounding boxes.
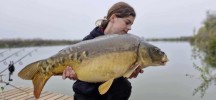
[0,49,37,96]
[0,49,10,57]
[0,49,37,75]
[14,49,37,65]
[0,48,24,65]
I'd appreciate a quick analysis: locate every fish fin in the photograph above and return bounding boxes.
[123,64,140,78]
[33,72,51,99]
[98,78,114,95]
[18,60,41,80]
[18,60,51,99]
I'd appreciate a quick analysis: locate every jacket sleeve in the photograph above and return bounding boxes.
[82,27,104,41]
[82,34,94,41]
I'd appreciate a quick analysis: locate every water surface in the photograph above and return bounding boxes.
[0,42,215,100]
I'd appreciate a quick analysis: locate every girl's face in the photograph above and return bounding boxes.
[110,15,135,34]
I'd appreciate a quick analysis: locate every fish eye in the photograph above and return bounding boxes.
[160,51,165,55]
[153,48,159,52]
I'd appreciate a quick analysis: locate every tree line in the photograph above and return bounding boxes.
[0,39,80,48]
[191,10,216,67]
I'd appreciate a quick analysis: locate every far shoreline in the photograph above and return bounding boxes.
[0,36,192,48]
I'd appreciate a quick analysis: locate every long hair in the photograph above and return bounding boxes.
[98,2,136,29]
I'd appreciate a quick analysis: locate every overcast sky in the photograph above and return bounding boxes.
[0,0,216,40]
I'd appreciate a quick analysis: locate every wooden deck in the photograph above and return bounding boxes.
[0,87,73,100]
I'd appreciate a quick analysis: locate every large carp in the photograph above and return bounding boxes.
[18,34,168,99]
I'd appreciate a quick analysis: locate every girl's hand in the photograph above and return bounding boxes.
[62,66,77,80]
[129,65,144,79]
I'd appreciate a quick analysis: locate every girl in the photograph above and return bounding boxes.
[63,2,143,100]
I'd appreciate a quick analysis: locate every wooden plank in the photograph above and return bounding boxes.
[65,97,74,100]
[4,93,26,100]
[5,89,32,100]
[1,87,29,95]
[38,91,52,98]
[6,88,33,98]
[0,87,30,99]
[10,88,34,100]
[55,95,73,100]
[11,94,31,100]
[15,90,41,100]
[38,92,58,100]
[45,94,65,100]
[24,91,49,100]
[0,87,73,100]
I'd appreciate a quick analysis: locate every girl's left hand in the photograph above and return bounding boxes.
[129,65,144,79]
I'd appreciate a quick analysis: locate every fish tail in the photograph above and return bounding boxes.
[18,60,41,80]
[18,60,51,99]
[33,71,51,99]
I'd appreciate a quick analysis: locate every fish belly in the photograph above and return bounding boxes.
[76,51,137,82]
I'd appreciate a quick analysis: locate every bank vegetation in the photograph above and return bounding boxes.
[191,11,216,67]
[0,39,80,48]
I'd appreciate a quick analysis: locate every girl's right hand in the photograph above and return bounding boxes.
[62,66,77,80]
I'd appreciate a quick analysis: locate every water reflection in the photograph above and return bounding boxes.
[189,46,216,98]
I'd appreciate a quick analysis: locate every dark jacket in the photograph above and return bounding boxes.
[83,27,104,41]
[73,27,132,100]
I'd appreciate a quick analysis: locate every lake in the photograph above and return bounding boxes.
[0,42,215,100]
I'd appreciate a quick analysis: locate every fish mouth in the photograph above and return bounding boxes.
[160,56,168,65]
[123,30,128,34]
[160,61,167,65]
